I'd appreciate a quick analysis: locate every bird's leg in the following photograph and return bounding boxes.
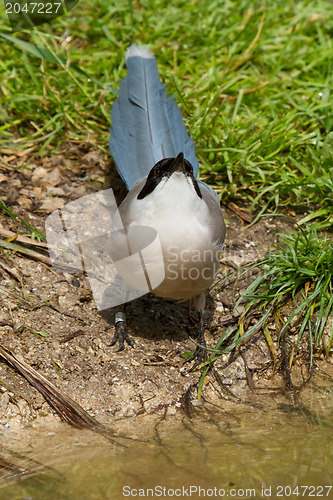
[184,293,209,370]
[110,305,135,351]
[184,311,208,370]
[188,299,199,325]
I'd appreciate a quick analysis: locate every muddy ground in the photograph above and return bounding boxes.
[0,145,332,438]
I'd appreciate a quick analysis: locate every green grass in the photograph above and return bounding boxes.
[0,0,333,223]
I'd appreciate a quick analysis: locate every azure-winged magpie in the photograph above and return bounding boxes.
[109,45,226,367]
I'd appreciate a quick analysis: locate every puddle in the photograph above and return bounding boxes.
[0,383,332,500]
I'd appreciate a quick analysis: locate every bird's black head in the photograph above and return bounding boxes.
[137,152,202,200]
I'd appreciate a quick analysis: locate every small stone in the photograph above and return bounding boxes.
[39,197,65,212]
[31,166,47,184]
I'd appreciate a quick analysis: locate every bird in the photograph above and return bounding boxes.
[108,44,226,367]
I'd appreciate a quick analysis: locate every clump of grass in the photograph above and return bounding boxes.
[207,225,333,387]
[242,226,333,357]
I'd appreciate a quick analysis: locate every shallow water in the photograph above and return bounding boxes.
[1,386,333,500]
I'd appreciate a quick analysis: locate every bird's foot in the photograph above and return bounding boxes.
[110,312,135,351]
[184,347,207,372]
[184,335,208,371]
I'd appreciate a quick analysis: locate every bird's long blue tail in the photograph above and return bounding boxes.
[109,44,199,190]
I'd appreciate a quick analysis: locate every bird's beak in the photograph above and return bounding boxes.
[167,152,185,176]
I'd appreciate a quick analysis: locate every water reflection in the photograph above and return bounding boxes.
[0,387,332,500]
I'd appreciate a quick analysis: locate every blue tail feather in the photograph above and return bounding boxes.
[109,45,199,189]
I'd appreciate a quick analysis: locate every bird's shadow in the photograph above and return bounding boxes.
[99,293,216,346]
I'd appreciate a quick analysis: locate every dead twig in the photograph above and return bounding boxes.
[222,202,253,223]
[0,227,49,249]
[59,330,86,344]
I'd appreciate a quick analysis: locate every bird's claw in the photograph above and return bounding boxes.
[183,336,208,371]
[110,312,135,351]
